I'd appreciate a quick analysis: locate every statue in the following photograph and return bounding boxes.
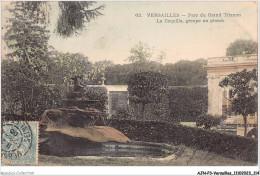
[70,75,85,92]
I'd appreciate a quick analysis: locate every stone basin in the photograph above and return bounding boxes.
[39,131,177,158]
[101,141,177,158]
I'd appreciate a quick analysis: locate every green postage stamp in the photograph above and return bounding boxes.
[1,121,39,165]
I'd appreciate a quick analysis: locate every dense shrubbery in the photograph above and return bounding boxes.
[196,114,226,129]
[112,102,170,122]
[112,105,135,119]
[112,72,207,122]
[108,119,257,163]
[84,86,108,112]
[127,71,168,118]
[130,101,170,121]
[113,86,207,122]
[168,86,208,122]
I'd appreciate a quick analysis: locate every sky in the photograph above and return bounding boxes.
[1,1,258,64]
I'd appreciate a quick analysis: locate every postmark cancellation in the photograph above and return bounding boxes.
[1,121,39,165]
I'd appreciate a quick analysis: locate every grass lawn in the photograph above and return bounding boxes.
[38,146,255,166]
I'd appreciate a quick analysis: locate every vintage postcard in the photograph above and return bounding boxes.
[1,0,258,175]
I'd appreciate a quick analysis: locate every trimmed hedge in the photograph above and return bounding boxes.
[108,119,257,163]
[84,86,108,112]
[168,86,208,122]
[114,86,207,122]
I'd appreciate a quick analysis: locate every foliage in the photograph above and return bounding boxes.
[168,86,208,122]
[4,2,50,73]
[226,39,258,56]
[6,1,105,38]
[108,119,257,163]
[126,42,166,72]
[112,100,169,121]
[84,86,108,112]
[112,86,207,122]
[48,51,91,85]
[111,105,135,119]
[105,61,163,85]
[7,2,51,24]
[2,1,100,119]
[2,2,54,118]
[1,59,67,118]
[219,69,257,137]
[196,114,226,130]
[2,46,91,118]
[104,59,207,86]
[2,3,91,116]
[127,71,168,118]
[161,59,207,86]
[88,60,114,85]
[57,2,105,37]
[127,42,153,63]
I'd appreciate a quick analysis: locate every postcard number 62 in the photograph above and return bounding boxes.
[135,13,142,17]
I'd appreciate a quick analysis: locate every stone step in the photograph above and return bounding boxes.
[217,124,237,129]
[217,126,237,130]
[217,129,237,135]
[217,123,238,135]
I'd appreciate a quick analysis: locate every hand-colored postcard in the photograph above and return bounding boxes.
[1,1,258,175]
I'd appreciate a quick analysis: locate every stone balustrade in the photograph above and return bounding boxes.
[207,54,257,65]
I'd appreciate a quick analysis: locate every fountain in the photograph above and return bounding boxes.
[39,75,177,157]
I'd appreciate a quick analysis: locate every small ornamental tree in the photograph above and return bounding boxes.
[219,69,257,137]
[127,71,168,118]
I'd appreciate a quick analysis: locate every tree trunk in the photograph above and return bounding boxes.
[243,115,248,137]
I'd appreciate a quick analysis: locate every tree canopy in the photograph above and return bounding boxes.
[4,2,50,73]
[104,59,207,86]
[127,71,168,118]
[5,1,105,38]
[161,59,207,86]
[2,2,95,118]
[56,2,104,37]
[127,42,153,63]
[219,69,257,137]
[226,39,257,56]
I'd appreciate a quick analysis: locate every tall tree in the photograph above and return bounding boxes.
[226,39,258,56]
[88,60,114,85]
[4,2,50,73]
[127,42,153,63]
[2,2,92,117]
[46,51,91,84]
[57,2,104,37]
[126,42,153,72]
[2,2,54,117]
[219,69,257,137]
[5,1,105,38]
[126,42,167,73]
